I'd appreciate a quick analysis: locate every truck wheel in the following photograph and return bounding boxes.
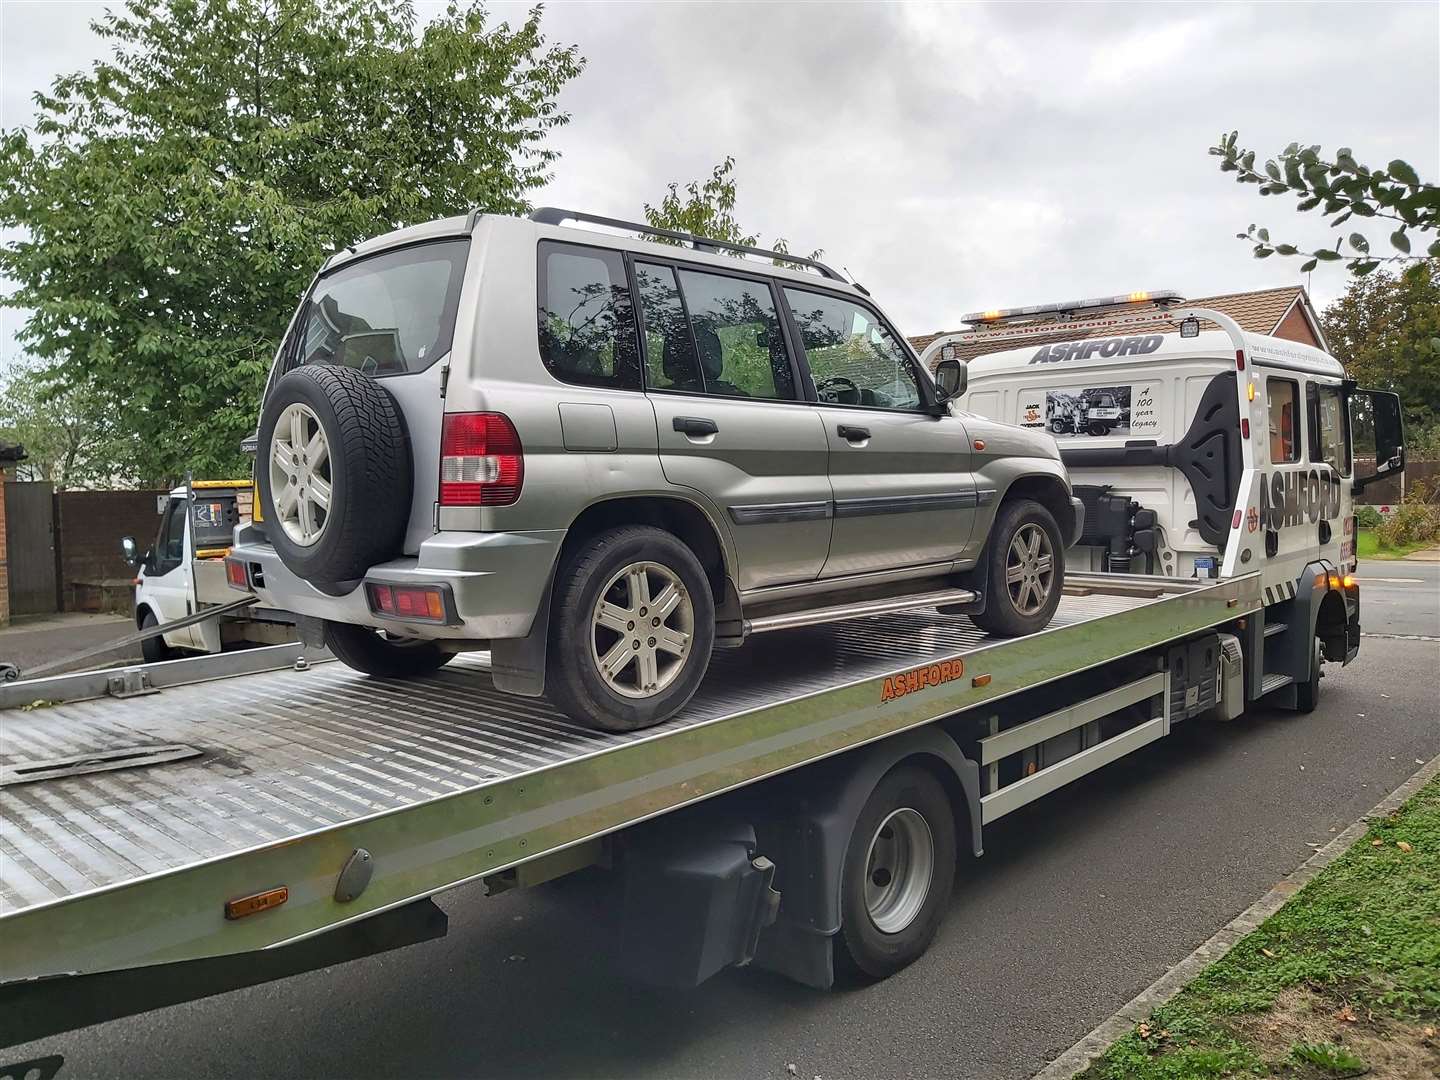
[1088,421,1108,436]
[1295,639,1322,713]
[139,609,175,663]
[969,499,1065,638]
[837,765,957,981]
[546,526,716,732]
[1049,419,1069,434]
[324,621,452,679]
[256,365,411,584]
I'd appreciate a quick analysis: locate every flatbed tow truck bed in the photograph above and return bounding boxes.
[0,571,1256,991]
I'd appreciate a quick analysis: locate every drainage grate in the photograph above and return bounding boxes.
[0,744,203,787]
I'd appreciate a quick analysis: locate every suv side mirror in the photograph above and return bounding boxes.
[121,535,141,570]
[1350,388,1406,491]
[933,358,967,401]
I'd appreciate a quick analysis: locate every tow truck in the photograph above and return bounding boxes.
[0,292,1405,1051]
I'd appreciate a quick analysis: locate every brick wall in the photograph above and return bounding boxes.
[0,478,9,627]
[54,490,166,612]
[1273,303,1322,348]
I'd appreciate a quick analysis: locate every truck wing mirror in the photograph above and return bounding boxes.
[933,358,967,402]
[1349,388,1406,491]
[121,535,141,569]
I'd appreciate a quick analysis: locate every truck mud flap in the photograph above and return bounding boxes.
[616,819,779,988]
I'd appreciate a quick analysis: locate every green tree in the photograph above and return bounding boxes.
[643,156,821,264]
[1320,259,1440,446]
[0,365,131,488]
[1211,132,1440,276]
[0,0,582,482]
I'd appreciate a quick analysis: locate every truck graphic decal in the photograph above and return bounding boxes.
[1258,466,1342,531]
[880,658,965,702]
[1030,335,1164,364]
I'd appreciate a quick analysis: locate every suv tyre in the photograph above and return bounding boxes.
[257,365,411,584]
[547,526,716,732]
[324,621,453,679]
[969,499,1065,637]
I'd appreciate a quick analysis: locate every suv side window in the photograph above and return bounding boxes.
[537,241,641,390]
[154,500,186,573]
[673,268,797,401]
[783,288,923,410]
[635,262,703,392]
[1267,377,1300,463]
[1307,381,1350,475]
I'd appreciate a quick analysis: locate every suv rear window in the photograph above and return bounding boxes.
[291,240,467,376]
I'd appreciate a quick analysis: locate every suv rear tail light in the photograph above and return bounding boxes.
[440,412,523,506]
[366,583,449,623]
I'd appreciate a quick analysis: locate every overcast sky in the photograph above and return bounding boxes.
[2,0,1438,363]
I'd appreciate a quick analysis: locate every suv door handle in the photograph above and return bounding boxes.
[673,416,719,437]
[837,424,871,443]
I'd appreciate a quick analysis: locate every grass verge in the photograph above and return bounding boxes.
[1079,774,1440,1079]
[1356,529,1429,560]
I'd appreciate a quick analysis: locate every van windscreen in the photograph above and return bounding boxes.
[289,240,468,376]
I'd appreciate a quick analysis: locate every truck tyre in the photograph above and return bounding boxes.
[324,621,453,679]
[256,365,411,585]
[139,608,175,663]
[969,499,1065,638]
[1088,421,1109,436]
[546,525,716,732]
[837,765,957,981]
[1294,639,1321,713]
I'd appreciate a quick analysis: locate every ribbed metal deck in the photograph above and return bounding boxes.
[1,594,1140,917]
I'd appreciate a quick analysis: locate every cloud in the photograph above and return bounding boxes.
[3,0,1438,364]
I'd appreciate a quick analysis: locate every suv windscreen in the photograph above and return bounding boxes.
[289,239,468,376]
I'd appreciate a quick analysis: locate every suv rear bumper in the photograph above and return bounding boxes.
[230,527,565,641]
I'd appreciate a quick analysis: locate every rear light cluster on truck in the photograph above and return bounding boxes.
[439,412,523,506]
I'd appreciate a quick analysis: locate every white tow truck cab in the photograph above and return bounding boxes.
[122,480,295,660]
[924,290,1405,707]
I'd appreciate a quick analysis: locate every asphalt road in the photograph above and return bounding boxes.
[6,640,1438,1080]
[0,613,138,675]
[1355,557,1440,638]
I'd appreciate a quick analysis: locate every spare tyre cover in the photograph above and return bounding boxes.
[256,364,411,583]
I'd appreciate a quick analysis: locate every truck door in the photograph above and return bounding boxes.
[638,261,833,590]
[782,286,977,578]
[144,498,201,649]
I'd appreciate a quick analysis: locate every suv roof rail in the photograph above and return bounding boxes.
[529,206,846,282]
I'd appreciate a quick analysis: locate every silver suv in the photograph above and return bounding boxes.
[231,209,1082,731]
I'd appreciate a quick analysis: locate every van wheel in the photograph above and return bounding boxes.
[547,525,715,732]
[325,621,452,678]
[969,499,1065,637]
[1295,639,1322,714]
[837,765,957,981]
[139,609,175,663]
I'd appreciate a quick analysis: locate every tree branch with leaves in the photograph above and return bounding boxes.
[643,156,822,266]
[1212,132,1440,277]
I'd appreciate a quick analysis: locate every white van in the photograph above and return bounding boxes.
[122,481,294,660]
[922,292,1406,710]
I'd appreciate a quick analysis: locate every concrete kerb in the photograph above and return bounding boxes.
[1032,751,1440,1080]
